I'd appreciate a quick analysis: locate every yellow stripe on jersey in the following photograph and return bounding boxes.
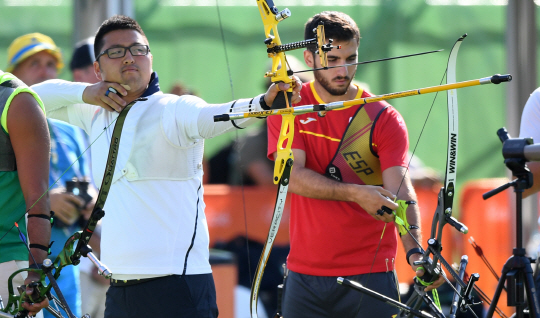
[299,130,341,142]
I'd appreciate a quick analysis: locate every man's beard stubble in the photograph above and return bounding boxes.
[314,69,355,96]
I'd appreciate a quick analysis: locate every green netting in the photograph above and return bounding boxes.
[0,1,536,213]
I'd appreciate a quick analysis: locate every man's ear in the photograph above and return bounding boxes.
[93,61,103,81]
[304,50,314,68]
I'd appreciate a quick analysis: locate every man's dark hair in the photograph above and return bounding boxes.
[94,15,146,59]
[304,11,360,53]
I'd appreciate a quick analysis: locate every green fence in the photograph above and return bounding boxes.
[1,1,536,214]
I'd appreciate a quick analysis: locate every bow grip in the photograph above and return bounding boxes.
[416,268,437,284]
[413,256,438,284]
[272,90,293,110]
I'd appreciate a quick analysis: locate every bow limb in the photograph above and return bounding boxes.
[439,34,465,239]
[250,159,292,318]
[406,35,466,290]
[250,2,293,317]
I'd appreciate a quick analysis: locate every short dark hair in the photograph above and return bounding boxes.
[94,15,147,59]
[304,11,360,53]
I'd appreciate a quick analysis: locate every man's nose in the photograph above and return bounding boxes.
[335,64,348,77]
[42,65,58,81]
[123,50,135,63]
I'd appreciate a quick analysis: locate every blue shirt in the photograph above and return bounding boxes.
[45,118,89,318]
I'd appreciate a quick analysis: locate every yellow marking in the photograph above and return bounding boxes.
[299,130,341,142]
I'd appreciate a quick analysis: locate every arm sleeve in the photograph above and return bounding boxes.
[31,79,98,135]
[163,94,267,147]
[372,105,409,171]
[519,88,540,141]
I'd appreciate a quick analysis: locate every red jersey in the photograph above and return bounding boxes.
[267,81,409,276]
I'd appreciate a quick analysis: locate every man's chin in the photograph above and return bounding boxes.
[328,87,349,96]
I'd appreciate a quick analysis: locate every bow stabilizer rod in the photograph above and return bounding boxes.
[214,74,512,122]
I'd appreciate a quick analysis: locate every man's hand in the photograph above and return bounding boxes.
[80,185,98,221]
[21,272,49,317]
[82,81,130,112]
[264,76,303,107]
[349,184,398,223]
[50,188,85,225]
[409,253,445,291]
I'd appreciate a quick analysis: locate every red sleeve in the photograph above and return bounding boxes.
[372,106,409,171]
[267,115,306,161]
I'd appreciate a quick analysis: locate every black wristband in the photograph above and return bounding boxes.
[28,211,55,227]
[406,247,423,265]
[259,95,270,110]
[29,242,54,255]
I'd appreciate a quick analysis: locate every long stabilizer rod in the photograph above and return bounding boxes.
[214,74,511,122]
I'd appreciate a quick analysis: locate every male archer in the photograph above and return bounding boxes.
[267,11,442,317]
[32,15,301,318]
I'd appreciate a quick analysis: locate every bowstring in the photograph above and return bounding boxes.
[215,0,253,286]
[395,69,447,201]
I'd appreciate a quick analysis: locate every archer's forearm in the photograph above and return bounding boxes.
[27,217,52,265]
[32,79,88,112]
[8,93,52,265]
[288,165,357,202]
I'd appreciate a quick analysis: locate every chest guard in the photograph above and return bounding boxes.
[0,78,26,171]
[325,103,388,186]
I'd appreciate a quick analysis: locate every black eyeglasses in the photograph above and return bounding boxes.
[96,44,150,60]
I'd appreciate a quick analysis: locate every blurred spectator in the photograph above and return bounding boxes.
[519,87,540,198]
[8,32,91,318]
[70,37,99,83]
[407,152,441,190]
[170,81,198,97]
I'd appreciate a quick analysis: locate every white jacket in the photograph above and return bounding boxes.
[32,75,264,279]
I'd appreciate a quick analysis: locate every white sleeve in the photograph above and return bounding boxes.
[164,94,267,146]
[195,94,266,138]
[31,79,98,134]
[519,88,540,142]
